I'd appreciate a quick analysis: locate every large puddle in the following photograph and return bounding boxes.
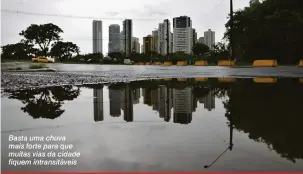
[1,77,303,172]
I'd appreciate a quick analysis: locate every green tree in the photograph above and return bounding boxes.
[204,42,230,63]
[50,41,80,61]
[84,53,104,63]
[1,42,38,60]
[19,23,63,56]
[192,43,210,57]
[224,0,303,64]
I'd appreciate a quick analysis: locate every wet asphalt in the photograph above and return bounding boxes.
[1,63,303,90]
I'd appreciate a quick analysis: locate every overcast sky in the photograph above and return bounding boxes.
[1,0,250,54]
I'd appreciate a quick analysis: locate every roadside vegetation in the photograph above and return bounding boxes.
[1,0,302,65]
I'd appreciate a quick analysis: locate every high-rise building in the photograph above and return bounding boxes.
[132,37,140,53]
[141,45,144,53]
[192,28,197,46]
[158,19,172,55]
[93,88,103,122]
[198,37,205,44]
[108,24,120,53]
[109,89,122,117]
[173,16,193,54]
[170,32,173,53]
[121,19,133,57]
[204,29,215,50]
[173,87,193,124]
[152,30,158,53]
[92,20,103,53]
[143,35,155,53]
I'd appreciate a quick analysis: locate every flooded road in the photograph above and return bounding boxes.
[1,77,303,172]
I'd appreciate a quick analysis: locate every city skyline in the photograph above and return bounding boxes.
[1,0,251,54]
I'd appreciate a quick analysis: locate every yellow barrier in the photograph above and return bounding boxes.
[253,77,277,84]
[177,78,187,82]
[163,62,173,66]
[135,63,140,65]
[195,77,208,82]
[153,62,162,65]
[195,61,208,66]
[176,61,187,66]
[253,60,278,67]
[299,78,303,83]
[218,60,235,66]
[164,78,172,81]
[218,77,236,83]
[299,60,303,67]
[145,62,152,65]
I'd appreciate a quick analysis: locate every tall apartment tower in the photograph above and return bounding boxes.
[92,20,103,53]
[157,19,172,55]
[143,35,155,53]
[108,24,121,53]
[204,29,215,50]
[132,37,140,53]
[192,28,197,46]
[121,19,133,57]
[152,30,158,53]
[173,16,193,54]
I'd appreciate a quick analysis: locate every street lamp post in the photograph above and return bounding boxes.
[230,0,235,61]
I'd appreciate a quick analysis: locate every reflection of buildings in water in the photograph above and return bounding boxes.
[123,85,133,122]
[133,88,140,104]
[93,88,104,122]
[151,89,159,111]
[109,89,122,117]
[198,90,215,111]
[158,85,172,121]
[192,94,198,112]
[173,87,193,124]
[143,88,152,106]
[121,88,125,110]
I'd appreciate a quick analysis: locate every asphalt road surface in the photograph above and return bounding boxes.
[46,63,303,78]
[2,63,303,90]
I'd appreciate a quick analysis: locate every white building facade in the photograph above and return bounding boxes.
[92,20,103,53]
[204,29,215,50]
[173,16,193,54]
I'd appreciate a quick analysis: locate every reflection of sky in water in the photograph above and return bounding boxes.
[1,78,303,172]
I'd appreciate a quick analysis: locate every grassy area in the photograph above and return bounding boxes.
[29,63,48,69]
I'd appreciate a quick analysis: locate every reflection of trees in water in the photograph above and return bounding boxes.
[223,80,303,162]
[5,86,80,119]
